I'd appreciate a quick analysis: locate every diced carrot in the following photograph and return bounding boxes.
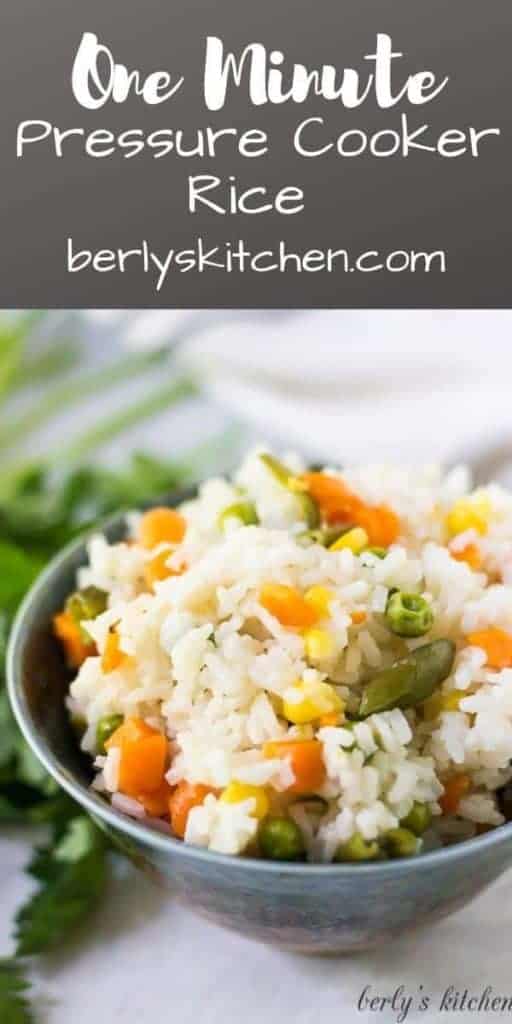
[439,774,471,815]
[101,629,131,673]
[318,711,341,727]
[105,717,167,796]
[301,472,360,525]
[263,739,326,794]
[138,507,186,549]
[301,472,400,545]
[260,584,319,629]
[53,611,95,669]
[356,504,400,547]
[452,544,482,571]
[351,610,367,625]
[137,780,174,817]
[169,782,217,839]
[144,549,187,589]
[105,717,156,750]
[118,735,167,796]
[466,627,512,669]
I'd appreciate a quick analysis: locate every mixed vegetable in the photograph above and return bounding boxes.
[50,451,502,870]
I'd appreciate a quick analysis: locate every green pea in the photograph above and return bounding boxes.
[385,591,434,638]
[259,816,306,861]
[259,453,319,528]
[66,586,108,640]
[218,501,259,530]
[335,832,381,862]
[400,801,432,836]
[96,714,123,754]
[383,827,421,858]
[358,639,456,719]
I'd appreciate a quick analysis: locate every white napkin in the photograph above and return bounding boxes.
[86,310,512,466]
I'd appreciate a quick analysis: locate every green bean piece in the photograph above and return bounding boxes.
[96,714,123,754]
[363,546,387,559]
[291,795,329,816]
[259,453,294,486]
[335,832,380,862]
[407,639,456,702]
[299,525,354,547]
[384,827,421,858]
[385,591,434,638]
[259,816,306,861]
[401,801,432,836]
[66,585,108,640]
[218,501,259,530]
[296,492,320,529]
[259,453,320,528]
[358,639,456,718]
[358,664,413,718]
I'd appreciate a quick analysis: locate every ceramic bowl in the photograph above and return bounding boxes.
[8,509,512,954]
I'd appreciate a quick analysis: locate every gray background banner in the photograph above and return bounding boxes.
[1,0,510,307]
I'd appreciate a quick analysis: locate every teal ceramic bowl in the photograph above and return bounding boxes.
[8,509,512,953]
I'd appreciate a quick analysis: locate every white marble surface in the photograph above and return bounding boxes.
[4,312,512,1022]
[4,824,512,1024]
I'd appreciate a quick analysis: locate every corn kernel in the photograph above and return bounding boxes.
[445,494,492,537]
[329,527,369,554]
[304,628,335,660]
[220,782,269,819]
[304,586,334,618]
[283,679,343,724]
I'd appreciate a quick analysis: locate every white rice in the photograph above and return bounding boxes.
[62,448,512,861]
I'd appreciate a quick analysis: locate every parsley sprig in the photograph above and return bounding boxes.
[15,818,109,957]
[0,958,35,1024]
[0,314,233,1018]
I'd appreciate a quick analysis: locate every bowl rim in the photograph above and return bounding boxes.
[7,511,512,879]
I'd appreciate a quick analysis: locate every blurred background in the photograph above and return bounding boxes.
[3,307,512,1020]
[6,308,512,473]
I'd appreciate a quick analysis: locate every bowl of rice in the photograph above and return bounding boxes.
[8,449,512,952]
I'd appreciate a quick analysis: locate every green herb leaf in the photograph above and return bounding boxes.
[54,815,104,863]
[27,792,78,831]
[0,795,30,823]
[15,817,108,956]
[15,336,82,390]
[0,328,26,402]
[0,690,20,766]
[0,958,34,1024]
[0,314,225,1011]
[0,541,42,616]
[15,741,58,795]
